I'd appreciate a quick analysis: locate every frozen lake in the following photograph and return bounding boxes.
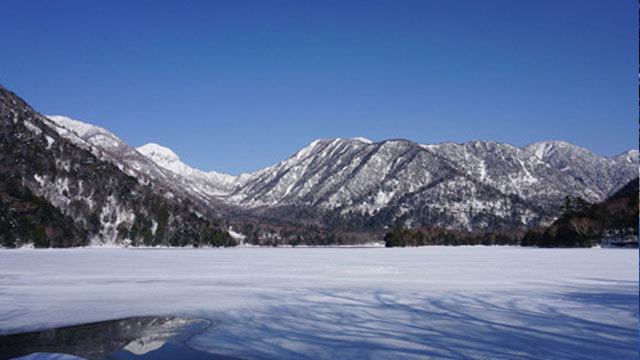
[0,247,638,359]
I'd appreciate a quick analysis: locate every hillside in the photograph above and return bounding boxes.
[0,86,233,247]
[522,177,639,247]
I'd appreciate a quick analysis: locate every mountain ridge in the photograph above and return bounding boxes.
[0,86,233,248]
[44,115,636,184]
[42,113,638,232]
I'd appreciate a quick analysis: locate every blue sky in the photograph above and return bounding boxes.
[0,1,636,174]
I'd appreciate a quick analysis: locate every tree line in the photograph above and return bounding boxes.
[385,178,638,248]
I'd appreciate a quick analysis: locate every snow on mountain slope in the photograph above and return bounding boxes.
[227,139,512,229]
[523,141,638,197]
[44,116,239,206]
[45,115,172,183]
[351,137,373,144]
[612,149,639,164]
[135,143,182,171]
[422,140,599,202]
[39,114,640,231]
[136,143,237,194]
[0,87,232,247]
[47,115,118,146]
[228,138,423,209]
[227,138,637,230]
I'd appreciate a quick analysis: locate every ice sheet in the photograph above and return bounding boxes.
[0,247,637,359]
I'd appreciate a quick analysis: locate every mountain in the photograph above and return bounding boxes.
[2,84,636,246]
[135,142,239,196]
[225,138,637,231]
[0,86,233,248]
[523,141,638,198]
[41,112,638,233]
[44,115,238,212]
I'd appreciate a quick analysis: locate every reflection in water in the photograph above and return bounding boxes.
[0,316,239,360]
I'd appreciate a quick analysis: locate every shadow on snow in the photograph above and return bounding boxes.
[192,285,638,360]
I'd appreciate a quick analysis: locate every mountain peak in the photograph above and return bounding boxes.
[308,137,375,145]
[612,149,639,163]
[136,143,181,163]
[351,137,373,144]
[136,143,237,190]
[524,140,587,160]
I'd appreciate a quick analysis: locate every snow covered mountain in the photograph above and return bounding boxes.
[225,138,637,230]
[44,115,240,211]
[42,113,638,231]
[19,112,629,232]
[45,115,173,183]
[4,79,634,248]
[136,142,238,196]
[0,86,232,247]
[524,141,638,198]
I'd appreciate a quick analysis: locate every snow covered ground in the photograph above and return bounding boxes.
[0,247,637,359]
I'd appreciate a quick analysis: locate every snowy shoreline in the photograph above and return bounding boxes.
[6,243,637,250]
